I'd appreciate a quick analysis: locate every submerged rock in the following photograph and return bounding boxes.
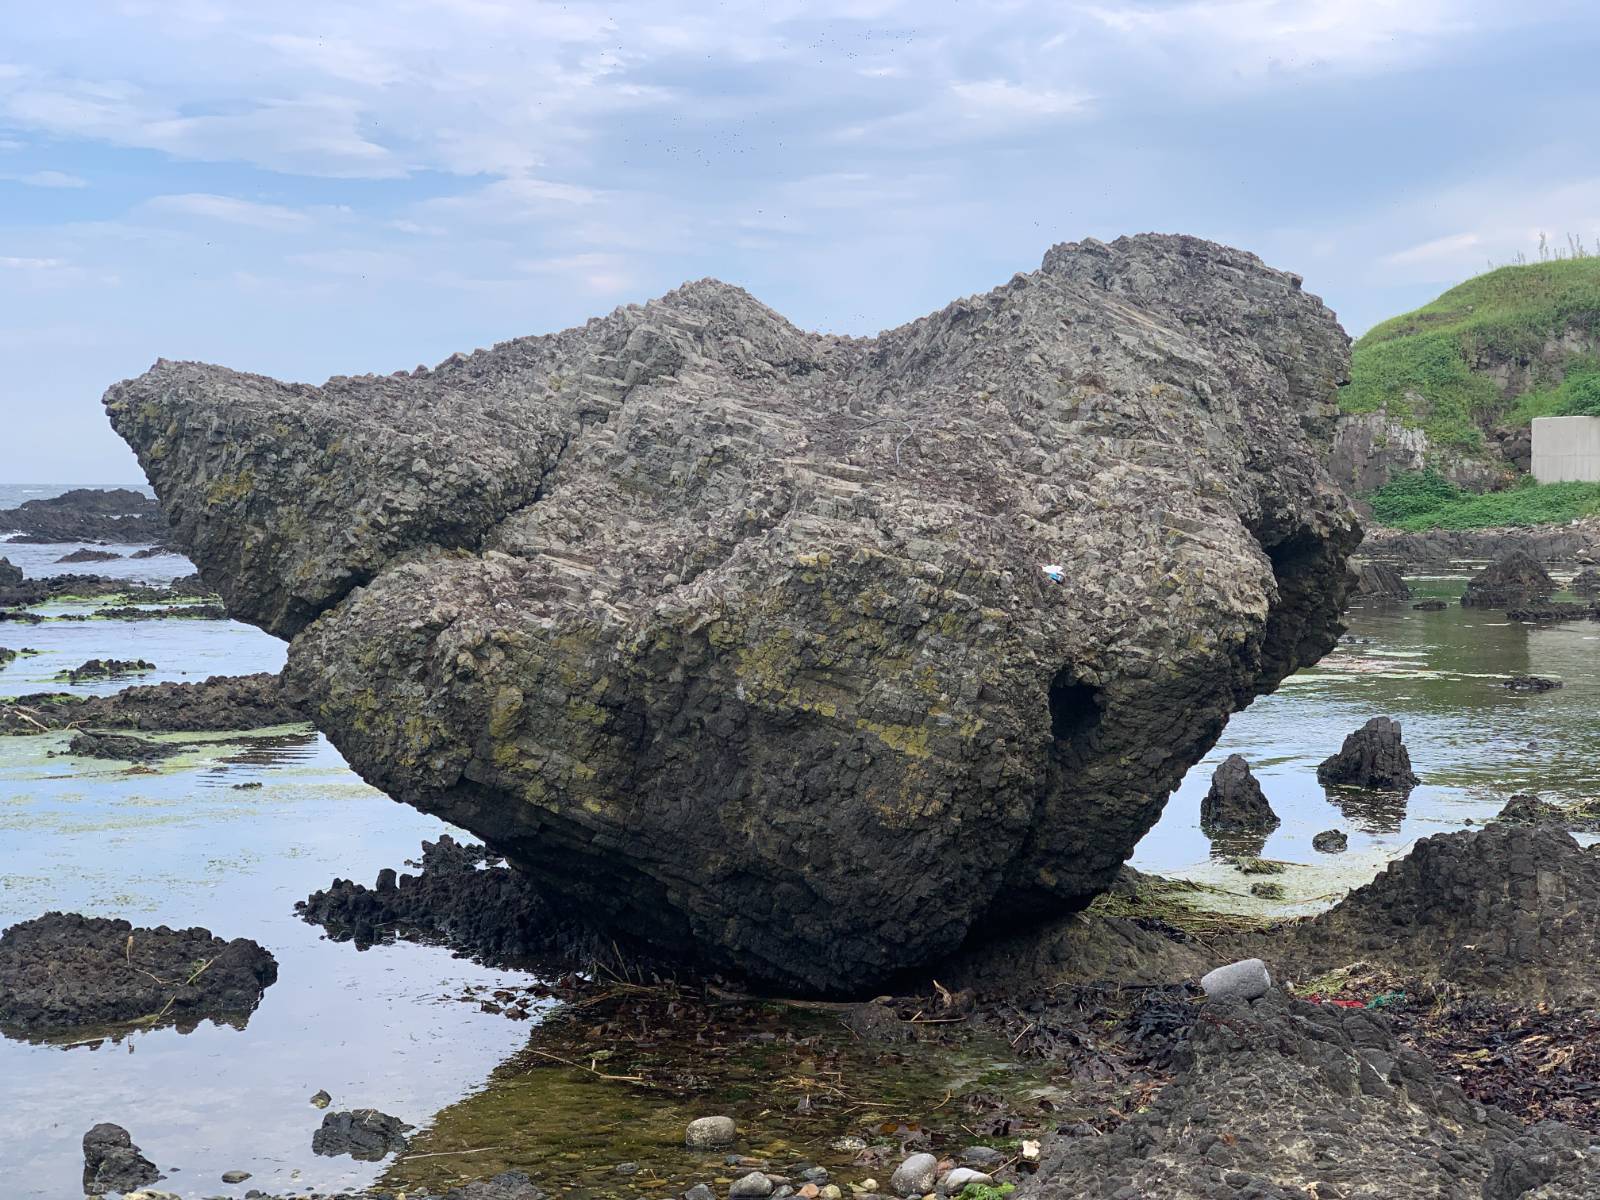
[311,1108,413,1161]
[56,658,157,683]
[82,1122,162,1194]
[66,731,180,762]
[1199,755,1279,837]
[1505,674,1563,691]
[1350,560,1411,601]
[1311,828,1348,853]
[0,672,303,736]
[1462,550,1557,608]
[109,234,1360,990]
[0,913,277,1037]
[1024,990,1599,1199]
[1316,716,1419,792]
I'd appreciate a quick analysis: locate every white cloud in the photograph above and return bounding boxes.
[142,193,313,229]
[0,255,65,269]
[1384,232,1483,267]
[949,79,1092,119]
[9,169,87,187]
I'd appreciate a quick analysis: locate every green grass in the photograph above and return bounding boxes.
[1367,469,1600,531]
[1346,258,1600,450]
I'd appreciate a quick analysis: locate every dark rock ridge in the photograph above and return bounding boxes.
[1024,989,1599,1200]
[1267,823,1600,1003]
[1462,551,1557,608]
[1317,716,1419,792]
[1349,560,1411,601]
[56,547,123,563]
[66,730,180,761]
[0,912,278,1036]
[1199,755,1279,835]
[108,233,1360,991]
[0,486,168,544]
[1363,523,1600,566]
[297,836,563,965]
[0,672,303,735]
[82,1122,162,1194]
[56,657,156,683]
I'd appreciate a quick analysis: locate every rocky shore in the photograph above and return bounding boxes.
[0,487,168,544]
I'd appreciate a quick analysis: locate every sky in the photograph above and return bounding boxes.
[3,0,1599,482]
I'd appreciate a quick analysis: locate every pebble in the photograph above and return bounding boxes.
[831,1136,868,1153]
[890,1154,938,1197]
[801,1167,830,1182]
[959,1148,1004,1169]
[819,1187,842,1200]
[1200,958,1272,1002]
[615,1161,640,1175]
[730,1171,775,1198]
[685,1185,716,1200]
[221,1170,252,1183]
[799,1186,821,1199]
[688,1115,738,1150]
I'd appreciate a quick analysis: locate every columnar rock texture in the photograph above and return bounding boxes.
[106,234,1360,991]
[1317,716,1419,792]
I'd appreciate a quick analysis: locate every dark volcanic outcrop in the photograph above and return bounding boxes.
[108,234,1360,990]
[82,1123,163,1194]
[1266,824,1600,1003]
[1462,550,1557,608]
[0,486,167,544]
[1350,560,1411,601]
[0,912,278,1037]
[1317,716,1419,792]
[1025,989,1600,1200]
[0,558,19,587]
[1199,754,1279,836]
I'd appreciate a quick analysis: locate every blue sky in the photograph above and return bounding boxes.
[2,0,1598,481]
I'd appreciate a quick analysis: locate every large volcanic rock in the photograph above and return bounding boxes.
[106,234,1359,991]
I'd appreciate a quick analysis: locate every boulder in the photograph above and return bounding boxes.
[685,1115,737,1149]
[1461,550,1556,608]
[1311,828,1348,853]
[1199,755,1279,836]
[1198,958,1271,1002]
[107,234,1360,991]
[1316,716,1419,792]
[311,1108,413,1161]
[0,557,20,587]
[890,1153,939,1196]
[1349,560,1411,601]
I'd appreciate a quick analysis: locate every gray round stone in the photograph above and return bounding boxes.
[1200,957,1272,1002]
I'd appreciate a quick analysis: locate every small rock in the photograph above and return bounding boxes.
[801,1167,830,1182]
[685,1186,717,1200]
[1199,958,1271,1003]
[959,1148,1004,1170]
[1249,882,1285,899]
[831,1137,868,1153]
[730,1171,775,1198]
[890,1153,938,1197]
[687,1115,738,1149]
[799,1186,821,1199]
[222,1169,252,1183]
[1312,829,1348,853]
[1505,675,1563,692]
[940,1168,993,1194]
[616,1161,640,1175]
[819,1187,843,1200]
[1020,1139,1041,1162]
[310,1107,412,1161]
[858,1181,879,1194]
[82,1123,162,1195]
[310,1089,332,1108]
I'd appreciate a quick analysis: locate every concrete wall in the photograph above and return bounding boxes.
[1532,415,1600,483]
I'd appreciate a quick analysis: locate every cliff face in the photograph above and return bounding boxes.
[107,234,1359,992]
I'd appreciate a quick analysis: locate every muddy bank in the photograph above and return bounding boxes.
[0,672,304,734]
[0,912,277,1040]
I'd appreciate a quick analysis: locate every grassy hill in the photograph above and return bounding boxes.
[1344,257,1600,528]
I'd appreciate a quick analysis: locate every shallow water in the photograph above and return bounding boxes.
[8,485,1600,1195]
[1134,569,1600,909]
[0,521,538,1199]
